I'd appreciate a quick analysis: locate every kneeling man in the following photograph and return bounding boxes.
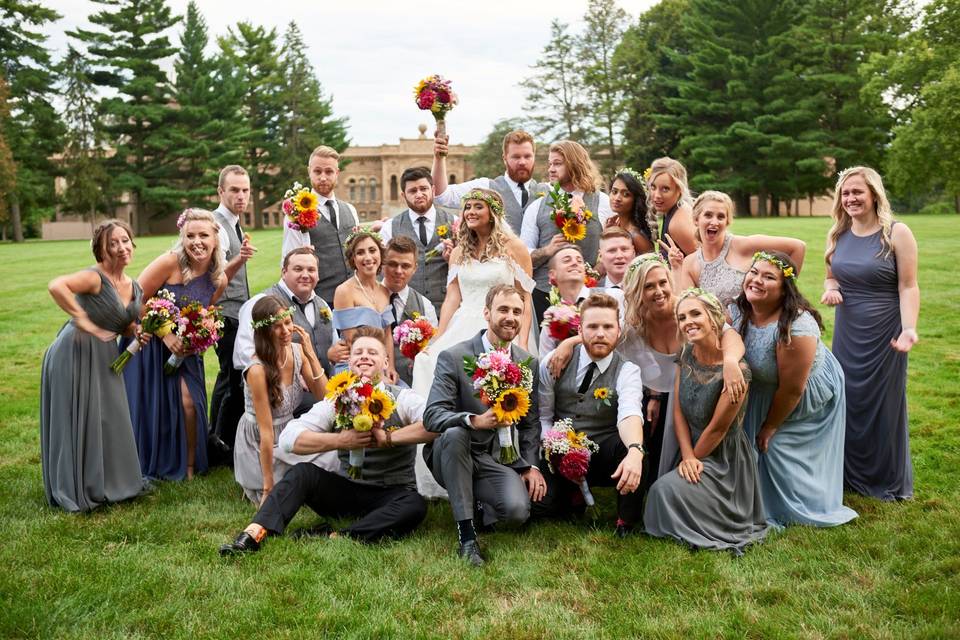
[220,326,436,554]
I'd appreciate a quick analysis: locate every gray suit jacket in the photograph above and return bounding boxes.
[423,331,540,470]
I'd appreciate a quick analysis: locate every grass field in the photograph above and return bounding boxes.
[1,216,958,639]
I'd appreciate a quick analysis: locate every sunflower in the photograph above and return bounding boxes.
[492,388,530,424]
[562,219,587,242]
[364,388,396,423]
[295,190,318,212]
[325,371,357,400]
[593,387,610,400]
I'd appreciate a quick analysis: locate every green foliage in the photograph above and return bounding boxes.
[579,0,628,172]
[0,74,15,216]
[468,118,529,180]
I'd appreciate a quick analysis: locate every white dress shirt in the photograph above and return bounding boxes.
[279,385,426,454]
[538,344,643,432]
[520,191,613,250]
[280,191,359,265]
[379,206,446,245]
[214,203,241,265]
[386,284,439,326]
[434,173,538,211]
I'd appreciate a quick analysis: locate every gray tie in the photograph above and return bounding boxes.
[325,200,337,229]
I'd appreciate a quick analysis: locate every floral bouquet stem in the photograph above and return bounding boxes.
[163,354,185,375]
[348,448,366,479]
[111,289,179,374]
[497,426,518,465]
[578,478,596,508]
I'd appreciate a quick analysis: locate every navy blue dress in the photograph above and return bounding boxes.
[123,274,216,480]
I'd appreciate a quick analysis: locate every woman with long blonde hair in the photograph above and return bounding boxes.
[822,167,919,500]
[647,157,698,258]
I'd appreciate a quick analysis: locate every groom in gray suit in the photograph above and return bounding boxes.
[423,284,547,566]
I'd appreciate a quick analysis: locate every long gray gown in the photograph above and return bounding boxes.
[644,345,768,555]
[40,269,146,512]
[831,227,913,500]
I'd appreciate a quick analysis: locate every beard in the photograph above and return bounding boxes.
[407,198,433,214]
[507,166,532,184]
[491,320,519,344]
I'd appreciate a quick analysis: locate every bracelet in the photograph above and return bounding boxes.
[310,373,324,381]
[825,287,841,292]
[385,430,394,448]
[628,442,646,456]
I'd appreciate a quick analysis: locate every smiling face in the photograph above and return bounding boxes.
[694,199,731,244]
[270,314,294,348]
[676,297,718,346]
[743,259,785,308]
[549,247,586,287]
[104,226,134,268]
[349,336,387,378]
[609,178,635,216]
[650,173,680,213]
[840,174,876,222]
[580,306,620,359]
[349,237,381,275]
[402,177,434,214]
[483,291,524,344]
[503,141,535,184]
[462,199,492,233]
[282,253,319,301]
[308,155,340,197]
[383,249,417,292]
[547,151,569,185]
[642,266,673,314]
[599,236,636,283]
[182,220,217,266]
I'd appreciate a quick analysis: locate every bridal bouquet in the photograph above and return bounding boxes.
[110,289,180,374]
[541,288,581,342]
[393,313,435,359]
[542,418,600,507]
[281,181,320,231]
[414,74,458,154]
[325,371,396,478]
[542,182,594,243]
[163,301,224,374]
[463,348,533,464]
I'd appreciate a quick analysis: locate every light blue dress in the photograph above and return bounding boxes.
[331,306,392,374]
[731,306,858,527]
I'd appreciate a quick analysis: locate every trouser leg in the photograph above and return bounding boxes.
[429,427,477,522]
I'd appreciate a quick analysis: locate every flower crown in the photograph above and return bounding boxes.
[626,253,669,277]
[461,189,504,217]
[345,225,384,248]
[251,306,294,330]
[752,251,796,280]
[616,167,649,195]
[678,287,722,310]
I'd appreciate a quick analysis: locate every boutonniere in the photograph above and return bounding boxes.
[593,386,616,407]
[319,306,332,324]
[436,224,449,238]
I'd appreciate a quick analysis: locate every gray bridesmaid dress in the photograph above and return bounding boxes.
[644,345,768,555]
[831,227,913,500]
[40,269,146,512]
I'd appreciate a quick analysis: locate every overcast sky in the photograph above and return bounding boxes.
[44,0,657,146]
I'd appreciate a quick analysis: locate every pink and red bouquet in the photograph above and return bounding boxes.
[164,300,224,374]
[413,74,458,119]
[324,371,396,478]
[541,418,600,507]
[584,263,601,289]
[111,289,180,374]
[281,181,320,231]
[541,288,581,342]
[463,348,534,464]
[392,313,435,359]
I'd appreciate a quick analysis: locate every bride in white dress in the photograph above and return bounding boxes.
[412,188,536,498]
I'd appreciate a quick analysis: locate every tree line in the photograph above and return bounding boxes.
[0,0,349,241]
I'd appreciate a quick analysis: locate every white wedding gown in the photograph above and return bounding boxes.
[412,257,537,499]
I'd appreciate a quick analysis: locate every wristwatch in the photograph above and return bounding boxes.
[628,442,646,455]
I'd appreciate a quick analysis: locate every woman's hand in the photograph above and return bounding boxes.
[162,331,187,357]
[756,425,777,453]
[291,324,313,351]
[547,338,576,378]
[677,457,703,484]
[604,214,621,229]
[646,397,661,429]
[385,368,400,384]
[820,289,843,306]
[658,234,684,272]
[722,358,746,404]
[890,328,918,353]
[75,314,117,342]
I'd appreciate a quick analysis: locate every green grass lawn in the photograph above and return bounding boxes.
[1,216,958,639]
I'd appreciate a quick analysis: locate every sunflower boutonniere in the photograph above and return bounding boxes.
[319,306,332,324]
[593,386,616,407]
[436,224,449,238]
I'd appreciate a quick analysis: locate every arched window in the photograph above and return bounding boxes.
[369,179,378,202]
[390,175,398,201]
[449,174,456,184]
[348,178,357,202]
[359,178,367,203]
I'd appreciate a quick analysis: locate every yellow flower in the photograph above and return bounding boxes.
[643,167,652,182]
[364,388,396,423]
[492,388,530,424]
[593,387,610,400]
[319,307,332,322]
[352,413,374,432]
[325,371,357,400]
[295,190,318,212]
[582,208,594,221]
[154,320,175,338]
[436,224,448,237]
[783,266,795,279]
[562,219,587,242]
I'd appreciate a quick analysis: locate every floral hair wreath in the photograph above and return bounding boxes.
[626,253,670,277]
[251,306,294,330]
[752,251,796,280]
[461,189,505,217]
[677,287,722,309]
[344,225,384,248]
[616,167,649,195]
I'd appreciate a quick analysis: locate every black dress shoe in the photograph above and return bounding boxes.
[219,531,261,556]
[614,522,634,538]
[458,539,485,567]
[289,523,333,540]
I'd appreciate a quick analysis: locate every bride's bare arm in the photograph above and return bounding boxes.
[509,238,534,350]
[434,247,463,338]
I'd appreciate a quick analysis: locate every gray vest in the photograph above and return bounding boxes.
[337,384,417,488]
[391,288,428,387]
[554,349,626,440]
[532,191,602,292]
[391,209,455,309]
[213,208,249,319]
[306,199,354,305]
[264,284,334,376]
[489,176,543,237]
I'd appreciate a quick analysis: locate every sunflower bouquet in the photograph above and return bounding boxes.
[413,74,458,153]
[163,301,224,374]
[543,182,594,242]
[110,289,180,374]
[541,418,600,507]
[281,181,320,231]
[324,371,396,479]
[463,348,534,464]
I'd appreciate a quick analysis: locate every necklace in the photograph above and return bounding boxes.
[354,274,381,308]
[278,346,289,370]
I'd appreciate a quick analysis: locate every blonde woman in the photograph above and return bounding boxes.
[646,157,698,257]
[124,209,227,480]
[823,167,919,501]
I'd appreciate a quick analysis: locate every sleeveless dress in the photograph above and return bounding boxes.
[830,227,913,500]
[411,256,536,499]
[644,346,768,555]
[696,234,747,308]
[122,274,215,480]
[40,270,146,512]
[733,307,858,527]
[331,305,393,374]
[233,344,338,505]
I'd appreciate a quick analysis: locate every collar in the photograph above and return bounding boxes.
[215,203,240,224]
[603,275,623,288]
[384,284,410,303]
[278,279,316,305]
[577,344,614,375]
[313,190,337,205]
[502,172,533,192]
[481,330,510,352]
[577,285,592,301]
[408,206,437,223]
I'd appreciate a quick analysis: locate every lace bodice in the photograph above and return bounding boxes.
[242,343,304,426]
[449,258,534,312]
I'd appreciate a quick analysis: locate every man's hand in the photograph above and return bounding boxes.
[239,233,257,262]
[338,429,374,450]
[611,448,644,495]
[469,408,502,430]
[521,466,547,502]
[434,133,449,157]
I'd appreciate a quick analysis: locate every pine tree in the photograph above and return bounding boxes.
[0,0,63,241]
[218,22,285,229]
[274,22,350,194]
[68,0,181,235]
[0,74,17,229]
[59,46,110,227]
[166,1,248,207]
[579,0,628,173]
[520,20,591,142]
